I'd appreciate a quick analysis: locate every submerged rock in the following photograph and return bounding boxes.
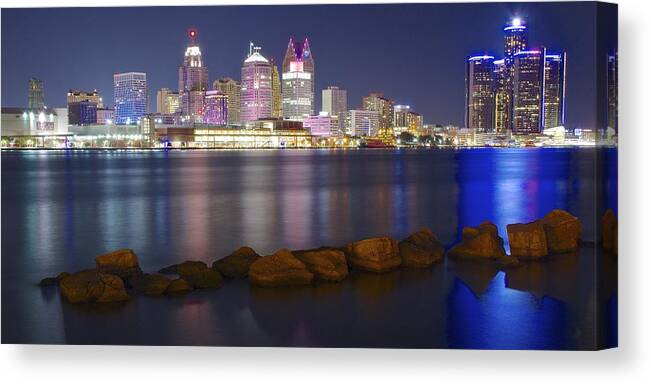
[39,272,70,287]
[602,209,618,253]
[59,269,130,303]
[344,237,401,273]
[212,246,261,278]
[176,261,224,289]
[165,278,194,295]
[399,228,444,268]
[540,209,582,254]
[448,221,506,260]
[507,221,548,259]
[95,249,142,280]
[293,247,348,281]
[249,249,314,287]
[130,273,172,295]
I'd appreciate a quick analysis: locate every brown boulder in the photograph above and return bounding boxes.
[293,248,348,281]
[59,269,130,303]
[344,237,401,273]
[165,278,194,295]
[507,221,548,259]
[249,249,314,287]
[39,272,70,287]
[212,246,261,278]
[130,274,172,295]
[95,249,142,280]
[399,228,444,268]
[541,209,582,253]
[176,261,224,289]
[602,209,617,253]
[448,221,506,260]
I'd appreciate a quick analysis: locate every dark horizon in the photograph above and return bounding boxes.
[1,2,616,128]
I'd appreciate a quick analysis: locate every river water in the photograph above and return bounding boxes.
[1,148,617,349]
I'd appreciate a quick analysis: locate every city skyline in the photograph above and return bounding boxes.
[1,3,616,129]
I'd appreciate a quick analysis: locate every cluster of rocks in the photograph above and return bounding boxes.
[39,208,617,304]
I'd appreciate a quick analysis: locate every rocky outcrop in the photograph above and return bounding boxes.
[212,246,260,278]
[448,221,507,260]
[602,209,618,253]
[249,249,314,287]
[293,248,348,281]
[176,261,224,289]
[39,272,70,287]
[130,274,172,295]
[343,237,401,273]
[398,228,444,268]
[59,269,130,303]
[95,249,142,280]
[165,278,194,295]
[540,209,582,254]
[507,221,548,259]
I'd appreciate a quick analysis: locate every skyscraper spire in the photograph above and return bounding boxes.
[283,37,297,73]
[281,36,315,120]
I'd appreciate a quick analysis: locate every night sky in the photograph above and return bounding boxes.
[1,2,616,128]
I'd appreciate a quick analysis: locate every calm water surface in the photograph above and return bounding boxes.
[1,148,617,349]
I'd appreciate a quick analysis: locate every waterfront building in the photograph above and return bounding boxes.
[543,52,567,129]
[203,90,228,125]
[362,92,394,143]
[465,55,495,132]
[607,52,618,132]
[68,100,97,125]
[322,86,347,135]
[346,109,379,137]
[113,71,147,125]
[96,107,114,125]
[302,112,340,137]
[282,37,315,120]
[504,18,528,68]
[271,59,283,118]
[394,105,423,135]
[28,77,45,110]
[67,89,103,108]
[493,59,511,133]
[512,49,546,134]
[240,43,273,123]
[157,88,180,114]
[178,29,209,122]
[213,78,241,125]
[1,107,62,138]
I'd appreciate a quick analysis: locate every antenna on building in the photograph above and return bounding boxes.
[249,41,254,56]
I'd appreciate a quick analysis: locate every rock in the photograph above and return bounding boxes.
[212,246,261,278]
[344,237,401,273]
[496,255,521,268]
[165,278,194,295]
[95,249,142,280]
[448,221,506,260]
[249,249,314,287]
[59,269,130,303]
[176,261,224,289]
[507,221,548,259]
[130,274,172,295]
[39,272,69,287]
[293,248,348,281]
[602,209,617,252]
[540,209,582,253]
[158,264,178,274]
[399,228,444,268]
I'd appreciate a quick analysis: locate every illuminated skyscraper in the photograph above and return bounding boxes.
[512,49,546,134]
[493,59,511,133]
[203,90,228,125]
[346,109,380,137]
[362,92,394,141]
[270,59,283,118]
[503,18,528,68]
[394,105,423,135]
[465,55,495,132]
[607,52,618,132]
[282,37,315,120]
[543,52,566,129]
[67,89,103,108]
[28,77,44,110]
[240,43,273,123]
[322,86,347,135]
[214,78,241,125]
[113,72,147,125]
[179,29,209,122]
[156,88,180,114]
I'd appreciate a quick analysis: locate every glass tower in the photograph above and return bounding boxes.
[543,52,567,129]
[282,37,315,121]
[465,55,495,132]
[240,43,273,123]
[607,52,618,132]
[214,78,241,125]
[512,49,546,134]
[113,72,147,125]
[28,77,44,110]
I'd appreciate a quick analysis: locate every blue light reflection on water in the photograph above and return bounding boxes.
[1,148,617,348]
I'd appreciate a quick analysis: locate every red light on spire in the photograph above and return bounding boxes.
[189,30,197,38]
